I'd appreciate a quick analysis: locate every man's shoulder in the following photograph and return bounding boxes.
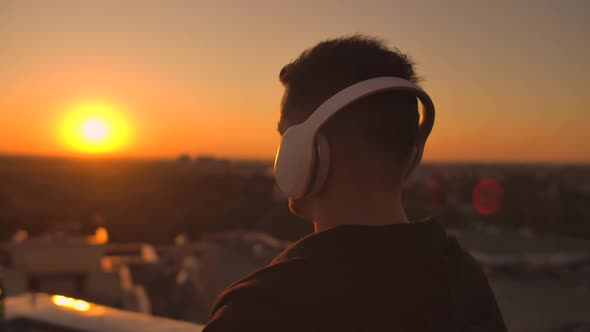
[211,233,322,317]
[231,256,311,288]
[212,256,313,312]
[271,233,316,264]
[205,257,315,331]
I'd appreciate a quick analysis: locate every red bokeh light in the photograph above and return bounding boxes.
[472,178,504,215]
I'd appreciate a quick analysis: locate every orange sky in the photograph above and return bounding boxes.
[0,0,588,162]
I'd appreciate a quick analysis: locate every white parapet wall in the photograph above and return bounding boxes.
[5,293,204,332]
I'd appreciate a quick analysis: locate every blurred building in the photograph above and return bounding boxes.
[0,232,150,314]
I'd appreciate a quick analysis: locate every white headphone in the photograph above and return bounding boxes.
[274,76,435,199]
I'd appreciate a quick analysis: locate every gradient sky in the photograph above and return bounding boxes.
[1,0,588,162]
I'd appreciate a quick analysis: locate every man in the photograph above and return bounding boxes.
[203,35,506,331]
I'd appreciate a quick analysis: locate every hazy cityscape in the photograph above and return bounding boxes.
[0,156,589,331]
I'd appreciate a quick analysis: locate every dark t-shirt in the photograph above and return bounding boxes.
[203,219,507,331]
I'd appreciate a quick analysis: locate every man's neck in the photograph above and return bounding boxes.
[313,191,408,232]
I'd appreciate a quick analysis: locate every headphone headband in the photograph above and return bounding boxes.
[301,77,435,144]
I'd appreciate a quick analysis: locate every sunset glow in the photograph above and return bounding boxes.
[61,103,130,154]
[0,1,588,162]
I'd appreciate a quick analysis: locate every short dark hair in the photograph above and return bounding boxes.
[279,35,421,180]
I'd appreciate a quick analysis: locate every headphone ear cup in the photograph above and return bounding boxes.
[305,133,331,197]
[404,144,421,181]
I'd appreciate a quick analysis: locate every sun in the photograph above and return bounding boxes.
[82,119,109,142]
[61,103,130,154]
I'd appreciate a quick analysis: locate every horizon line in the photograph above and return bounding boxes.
[0,152,589,167]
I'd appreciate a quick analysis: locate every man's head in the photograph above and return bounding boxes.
[277,35,423,220]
